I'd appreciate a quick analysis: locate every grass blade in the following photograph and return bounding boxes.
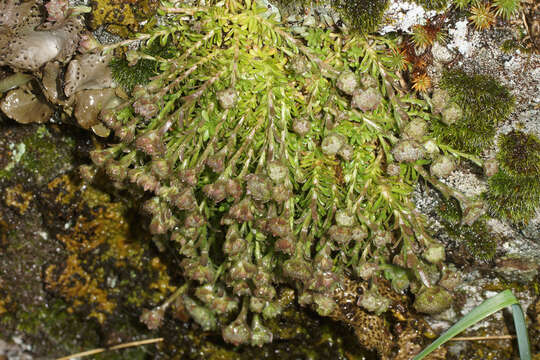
[511,303,532,360]
[413,289,519,360]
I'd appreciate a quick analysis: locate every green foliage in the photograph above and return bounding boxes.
[414,290,531,360]
[88,0,484,347]
[413,0,448,11]
[432,69,514,154]
[498,130,540,177]
[486,131,540,224]
[109,57,158,93]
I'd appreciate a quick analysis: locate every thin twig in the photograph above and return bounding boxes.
[56,337,164,360]
[450,335,516,341]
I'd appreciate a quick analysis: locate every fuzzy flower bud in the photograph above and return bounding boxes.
[430,155,456,178]
[335,209,355,227]
[115,123,136,144]
[338,143,354,161]
[222,312,251,346]
[151,159,170,180]
[268,217,290,238]
[272,185,291,203]
[283,258,312,282]
[267,161,288,183]
[483,158,498,177]
[183,295,217,331]
[203,181,227,203]
[105,160,128,183]
[351,87,382,112]
[423,243,446,263]
[228,198,254,222]
[170,188,196,211]
[217,88,238,109]
[289,55,309,75]
[328,225,352,245]
[292,117,311,136]
[139,307,164,330]
[336,70,358,95]
[274,235,295,255]
[313,293,337,316]
[321,132,346,156]
[245,174,272,202]
[404,118,428,140]
[441,102,462,126]
[392,139,425,163]
[225,178,243,201]
[135,130,164,156]
[250,315,273,347]
[358,286,391,315]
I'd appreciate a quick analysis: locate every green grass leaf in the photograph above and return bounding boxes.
[414,290,531,360]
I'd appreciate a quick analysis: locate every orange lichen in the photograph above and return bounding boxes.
[4,184,33,215]
[44,174,174,323]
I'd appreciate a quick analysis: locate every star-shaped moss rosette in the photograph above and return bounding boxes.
[83,0,488,347]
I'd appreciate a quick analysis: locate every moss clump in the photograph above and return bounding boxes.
[431,69,514,154]
[332,0,389,33]
[413,0,448,11]
[486,131,540,224]
[438,198,497,262]
[110,57,159,93]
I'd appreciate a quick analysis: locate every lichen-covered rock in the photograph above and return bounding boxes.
[1,86,54,124]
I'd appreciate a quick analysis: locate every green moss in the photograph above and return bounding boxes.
[433,69,514,154]
[486,170,540,224]
[412,0,448,11]
[497,130,540,177]
[332,0,389,33]
[438,198,497,261]
[485,131,540,224]
[0,125,76,185]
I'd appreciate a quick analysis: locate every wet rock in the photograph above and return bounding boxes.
[404,118,428,140]
[1,86,54,124]
[494,256,539,284]
[336,70,358,95]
